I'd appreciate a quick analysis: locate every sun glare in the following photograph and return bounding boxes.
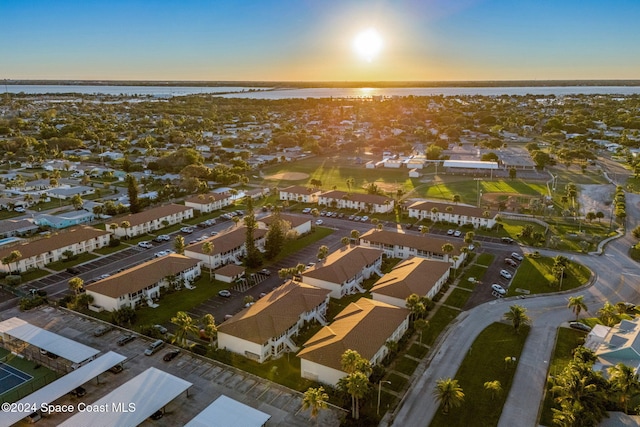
[353,28,383,62]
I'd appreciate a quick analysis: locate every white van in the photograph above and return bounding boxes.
[144,340,164,356]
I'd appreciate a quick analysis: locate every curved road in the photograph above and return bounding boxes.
[391,193,640,427]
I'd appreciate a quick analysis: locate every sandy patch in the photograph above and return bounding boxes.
[577,184,615,217]
[265,172,310,181]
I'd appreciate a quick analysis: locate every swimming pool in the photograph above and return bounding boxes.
[0,237,21,247]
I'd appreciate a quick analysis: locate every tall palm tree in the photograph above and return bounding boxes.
[432,377,465,415]
[405,293,426,320]
[567,296,588,320]
[340,236,350,247]
[120,220,131,239]
[201,313,217,347]
[171,311,199,347]
[68,277,84,296]
[343,371,369,420]
[503,304,531,334]
[608,363,640,414]
[316,245,329,261]
[301,386,329,424]
[202,242,214,280]
[341,349,371,375]
[174,235,186,255]
[414,318,429,344]
[484,380,502,400]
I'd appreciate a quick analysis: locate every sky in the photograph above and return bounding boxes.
[1,0,640,82]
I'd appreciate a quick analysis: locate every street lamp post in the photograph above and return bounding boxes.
[474,178,482,208]
[377,380,391,415]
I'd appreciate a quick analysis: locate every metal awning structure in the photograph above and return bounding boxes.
[0,351,126,427]
[443,160,499,169]
[59,367,192,427]
[0,317,99,363]
[184,395,271,427]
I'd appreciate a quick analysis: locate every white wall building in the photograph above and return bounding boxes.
[407,200,497,229]
[108,204,194,238]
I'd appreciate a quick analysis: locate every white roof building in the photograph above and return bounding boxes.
[184,395,270,427]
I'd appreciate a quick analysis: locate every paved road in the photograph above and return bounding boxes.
[391,193,640,427]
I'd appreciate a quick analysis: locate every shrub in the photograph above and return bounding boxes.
[19,296,46,311]
[108,238,121,247]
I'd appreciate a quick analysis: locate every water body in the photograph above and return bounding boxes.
[5,84,640,98]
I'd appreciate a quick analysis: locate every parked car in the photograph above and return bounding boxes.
[511,252,524,261]
[504,258,518,267]
[447,229,454,235]
[93,325,113,337]
[500,270,513,280]
[14,206,26,213]
[218,290,231,298]
[150,410,164,420]
[361,216,369,222]
[315,219,323,225]
[66,267,81,275]
[338,213,344,218]
[153,324,168,334]
[302,207,311,214]
[491,284,506,295]
[569,321,592,332]
[259,268,271,276]
[467,244,475,251]
[117,334,135,346]
[180,226,194,234]
[138,241,153,249]
[69,386,86,397]
[501,237,514,244]
[348,215,355,220]
[154,234,170,242]
[453,230,462,237]
[144,339,164,356]
[163,349,181,362]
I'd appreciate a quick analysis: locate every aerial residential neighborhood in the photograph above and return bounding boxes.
[0,85,639,427]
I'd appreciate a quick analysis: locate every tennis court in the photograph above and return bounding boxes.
[0,362,33,395]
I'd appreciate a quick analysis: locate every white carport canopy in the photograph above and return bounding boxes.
[184,395,271,427]
[59,367,192,427]
[0,317,99,363]
[0,351,126,427]
[443,160,499,169]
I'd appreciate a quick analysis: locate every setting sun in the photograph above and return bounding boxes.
[353,28,383,62]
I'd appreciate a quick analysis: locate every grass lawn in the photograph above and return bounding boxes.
[394,356,420,376]
[407,343,429,359]
[93,243,129,255]
[430,323,530,427]
[539,327,588,426]
[0,348,61,403]
[423,306,461,347]
[444,287,473,309]
[270,227,334,264]
[46,252,99,271]
[423,177,547,206]
[16,269,50,284]
[458,261,492,291]
[506,256,591,297]
[476,253,495,266]
[259,155,417,194]
[547,219,617,253]
[387,372,409,392]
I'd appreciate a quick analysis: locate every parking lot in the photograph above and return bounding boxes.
[0,306,342,426]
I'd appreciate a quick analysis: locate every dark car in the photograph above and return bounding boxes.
[150,410,164,420]
[117,334,135,346]
[569,322,592,332]
[66,267,81,275]
[163,349,181,362]
[69,386,86,397]
[501,237,514,244]
[108,364,123,374]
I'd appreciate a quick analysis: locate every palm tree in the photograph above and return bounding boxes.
[346,178,355,193]
[316,245,329,261]
[120,220,131,239]
[171,311,199,347]
[350,230,360,241]
[405,293,426,320]
[202,242,214,281]
[201,313,217,347]
[608,363,640,414]
[341,236,350,247]
[1,250,22,274]
[503,304,531,334]
[341,349,371,375]
[343,371,369,420]
[174,235,186,255]
[567,296,588,320]
[301,386,329,424]
[484,380,502,400]
[68,277,84,296]
[597,302,618,326]
[432,378,465,415]
[441,243,454,264]
[452,194,461,204]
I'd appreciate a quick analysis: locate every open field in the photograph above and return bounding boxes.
[507,256,591,297]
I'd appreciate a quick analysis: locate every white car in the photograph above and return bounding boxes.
[154,250,169,258]
[500,270,513,280]
[361,216,369,222]
[138,241,153,249]
[491,284,506,295]
[14,206,26,213]
[453,230,462,237]
[511,252,524,261]
[180,227,194,234]
[468,244,475,251]
[447,229,454,235]
[315,219,323,225]
[154,234,170,242]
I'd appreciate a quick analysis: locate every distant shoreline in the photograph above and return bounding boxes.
[4,79,640,88]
